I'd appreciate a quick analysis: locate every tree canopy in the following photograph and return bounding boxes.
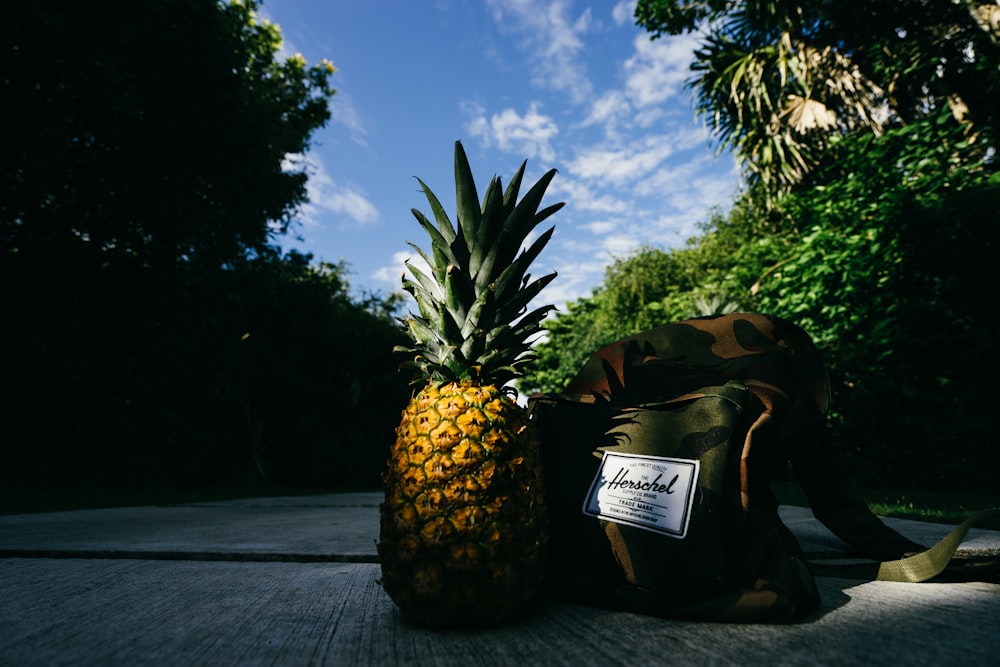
[2,0,335,271]
[635,0,1000,200]
[0,1,409,490]
[523,106,1000,491]
[529,0,1000,490]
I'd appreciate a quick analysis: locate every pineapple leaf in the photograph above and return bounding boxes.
[453,142,481,253]
[473,200,558,294]
[486,308,550,355]
[460,331,488,369]
[503,271,558,319]
[444,264,475,326]
[507,303,556,342]
[402,280,445,330]
[399,141,565,385]
[416,177,457,245]
[409,211,458,284]
[402,256,444,304]
[461,292,490,339]
[471,175,505,281]
[502,160,527,216]
[401,320,441,358]
[416,178,472,274]
[533,202,567,228]
[438,305,466,356]
[491,227,556,301]
[496,170,560,266]
[403,238,435,269]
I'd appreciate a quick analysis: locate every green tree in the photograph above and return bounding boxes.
[521,208,779,395]
[223,255,410,488]
[750,111,1000,490]
[2,0,334,269]
[0,2,409,489]
[524,106,1000,491]
[635,0,1000,200]
[525,2,1000,492]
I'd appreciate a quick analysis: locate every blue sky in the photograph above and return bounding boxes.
[260,0,740,308]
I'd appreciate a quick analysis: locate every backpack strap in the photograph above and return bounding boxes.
[807,510,1000,582]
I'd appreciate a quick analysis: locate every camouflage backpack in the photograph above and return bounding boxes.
[530,313,995,622]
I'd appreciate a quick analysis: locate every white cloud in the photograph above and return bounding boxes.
[328,92,370,148]
[632,107,667,128]
[372,250,415,287]
[602,232,642,257]
[583,90,629,127]
[486,0,593,103]
[583,219,618,235]
[375,3,732,310]
[622,163,738,247]
[633,150,732,199]
[572,32,702,161]
[550,177,631,216]
[624,33,698,108]
[646,211,707,247]
[612,1,637,27]
[573,7,593,33]
[578,193,630,214]
[666,173,737,216]
[288,153,380,228]
[567,133,678,185]
[320,189,379,226]
[581,90,632,140]
[465,102,560,162]
[542,255,607,308]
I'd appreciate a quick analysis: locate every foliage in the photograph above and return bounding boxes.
[521,221,771,395]
[1,0,336,270]
[523,110,1000,491]
[0,1,408,489]
[751,111,1000,490]
[2,251,410,488]
[522,189,796,395]
[635,0,1000,201]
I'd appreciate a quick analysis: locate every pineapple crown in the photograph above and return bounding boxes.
[396,141,564,387]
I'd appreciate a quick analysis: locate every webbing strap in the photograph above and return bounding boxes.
[809,510,1000,582]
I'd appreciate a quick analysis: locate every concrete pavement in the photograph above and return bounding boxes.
[1,492,998,666]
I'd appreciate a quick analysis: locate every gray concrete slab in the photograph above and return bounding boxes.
[0,493,382,559]
[1,493,998,666]
[779,505,1000,557]
[2,559,998,666]
[3,491,996,559]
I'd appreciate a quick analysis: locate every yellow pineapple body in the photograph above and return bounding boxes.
[379,380,548,627]
[379,142,562,628]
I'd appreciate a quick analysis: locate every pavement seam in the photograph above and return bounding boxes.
[0,549,380,563]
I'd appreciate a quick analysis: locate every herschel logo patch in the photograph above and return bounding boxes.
[583,451,699,538]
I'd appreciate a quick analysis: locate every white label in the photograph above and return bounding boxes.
[583,451,699,539]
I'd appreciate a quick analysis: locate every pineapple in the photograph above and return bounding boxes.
[378,141,563,628]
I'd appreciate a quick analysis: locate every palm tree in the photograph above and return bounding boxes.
[636,0,999,203]
[685,3,885,202]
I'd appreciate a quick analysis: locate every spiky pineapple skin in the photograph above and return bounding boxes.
[378,380,548,628]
